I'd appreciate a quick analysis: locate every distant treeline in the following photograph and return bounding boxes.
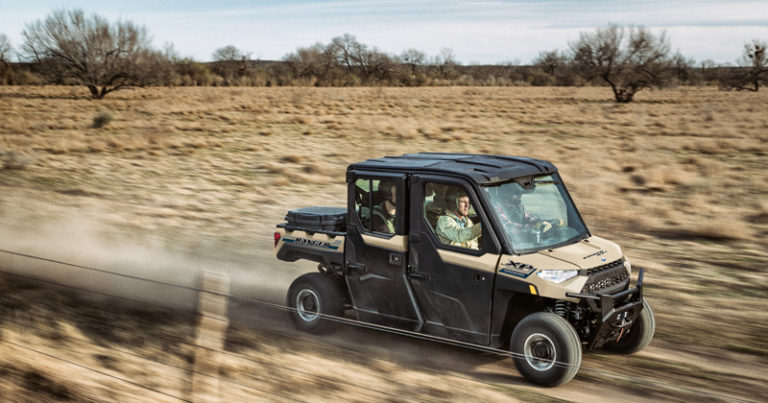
[0,10,765,102]
[0,53,744,88]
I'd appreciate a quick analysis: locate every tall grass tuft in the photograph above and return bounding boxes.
[92,112,114,129]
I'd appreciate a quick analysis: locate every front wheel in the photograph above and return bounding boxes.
[510,312,582,387]
[286,273,344,334]
[603,298,655,354]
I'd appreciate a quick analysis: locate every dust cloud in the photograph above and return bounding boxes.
[0,198,299,312]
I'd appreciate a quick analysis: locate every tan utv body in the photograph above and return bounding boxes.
[275,153,654,387]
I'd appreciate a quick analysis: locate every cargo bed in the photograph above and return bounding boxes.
[274,207,347,270]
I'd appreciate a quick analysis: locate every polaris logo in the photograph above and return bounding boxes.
[583,250,607,260]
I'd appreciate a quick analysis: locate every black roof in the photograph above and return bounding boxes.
[348,153,557,184]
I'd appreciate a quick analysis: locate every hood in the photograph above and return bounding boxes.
[537,236,623,270]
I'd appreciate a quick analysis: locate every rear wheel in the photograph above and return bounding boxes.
[510,312,582,387]
[603,298,655,354]
[286,273,344,334]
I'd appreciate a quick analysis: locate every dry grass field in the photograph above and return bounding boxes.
[0,85,767,401]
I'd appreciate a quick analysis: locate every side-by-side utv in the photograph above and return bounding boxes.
[274,153,654,386]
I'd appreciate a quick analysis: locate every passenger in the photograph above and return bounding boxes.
[436,192,482,249]
[372,181,396,234]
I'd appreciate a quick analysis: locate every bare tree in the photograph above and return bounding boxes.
[283,42,339,84]
[211,45,251,85]
[21,9,168,99]
[400,48,426,76]
[671,52,696,84]
[0,33,12,84]
[0,33,12,71]
[720,39,767,91]
[570,25,673,103]
[434,47,458,79]
[329,34,362,72]
[399,48,426,85]
[532,50,567,75]
[741,39,767,91]
[328,34,396,84]
[357,49,396,82]
[440,48,457,65]
[529,49,572,86]
[284,43,323,78]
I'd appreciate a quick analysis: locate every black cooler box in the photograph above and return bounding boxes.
[285,207,347,232]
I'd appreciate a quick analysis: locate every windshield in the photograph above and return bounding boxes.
[483,174,588,254]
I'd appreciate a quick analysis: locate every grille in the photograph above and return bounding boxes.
[581,258,629,295]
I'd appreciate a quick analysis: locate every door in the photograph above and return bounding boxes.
[407,176,500,344]
[344,172,422,330]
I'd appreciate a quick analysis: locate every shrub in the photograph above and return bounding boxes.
[92,112,113,128]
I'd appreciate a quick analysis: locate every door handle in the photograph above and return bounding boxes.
[407,271,430,280]
[347,262,366,273]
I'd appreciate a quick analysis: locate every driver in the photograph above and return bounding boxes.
[499,188,562,234]
[436,192,482,249]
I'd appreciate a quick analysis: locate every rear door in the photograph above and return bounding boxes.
[344,171,422,330]
[407,175,500,344]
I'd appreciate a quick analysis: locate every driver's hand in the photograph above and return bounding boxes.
[552,218,565,227]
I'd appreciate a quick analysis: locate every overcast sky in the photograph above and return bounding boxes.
[1,0,767,64]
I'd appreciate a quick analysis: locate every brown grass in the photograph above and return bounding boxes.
[1,85,767,401]
[1,85,765,243]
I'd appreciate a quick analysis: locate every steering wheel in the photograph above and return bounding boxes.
[540,221,563,240]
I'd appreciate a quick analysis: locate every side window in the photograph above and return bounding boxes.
[423,182,483,250]
[355,178,398,235]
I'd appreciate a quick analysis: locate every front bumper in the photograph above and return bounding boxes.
[567,269,645,349]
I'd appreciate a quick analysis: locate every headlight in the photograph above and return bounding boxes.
[624,257,632,275]
[536,270,578,284]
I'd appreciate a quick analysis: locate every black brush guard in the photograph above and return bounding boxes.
[566,269,645,349]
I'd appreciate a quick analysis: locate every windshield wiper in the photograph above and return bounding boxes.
[574,233,590,242]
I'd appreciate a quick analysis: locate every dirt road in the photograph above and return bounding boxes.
[1,232,765,402]
[1,86,767,401]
